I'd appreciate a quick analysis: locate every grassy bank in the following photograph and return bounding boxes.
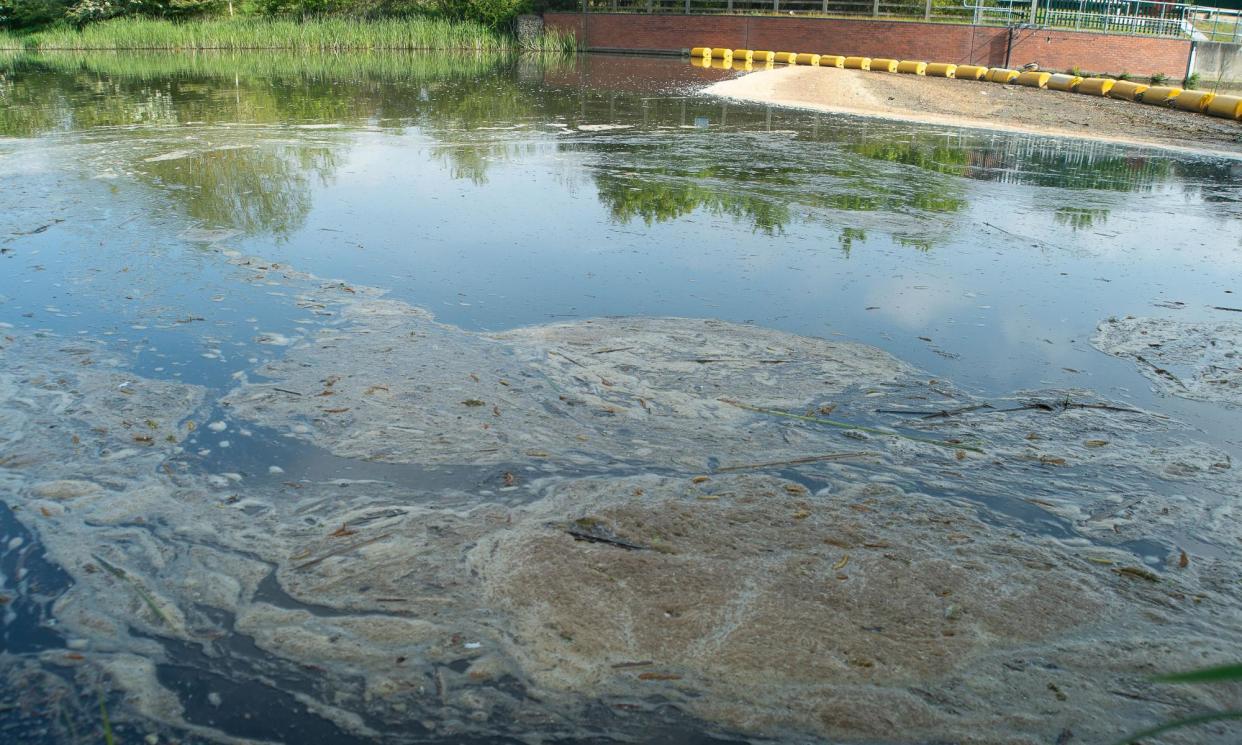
[0,17,577,53]
[2,48,574,82]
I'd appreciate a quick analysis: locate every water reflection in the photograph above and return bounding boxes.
[3,51,1234,246]
[140,145,342,238]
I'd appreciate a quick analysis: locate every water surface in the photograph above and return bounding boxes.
[2,49,1241,743]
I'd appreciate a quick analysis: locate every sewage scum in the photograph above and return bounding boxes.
[1094,316,1242,407]
[2,260,1242,744]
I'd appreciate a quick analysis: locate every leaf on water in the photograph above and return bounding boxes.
[502,472,516,487]
[462,399,485,407]
[1084,439,1109,448]
[691,476,710,484]
[330,524,357,538]
[636,672,682,681]
[832,554,850,570]
[1039,455,1067,466]
[322,407,350,414]
[185,421,196,432]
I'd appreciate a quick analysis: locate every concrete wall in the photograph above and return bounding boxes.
[545,12,1193,77]
[1192,41,1242,83]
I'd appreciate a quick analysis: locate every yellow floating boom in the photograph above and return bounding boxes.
[1076,77,1115,96]
[1206,94,1242,119]
[1046,73,1082,91]
[955,64,989,80]
[1172,89,1214,111]
[987,68,1019,83]
[1108,80,1149,101]
[1139,86,1181,105]
[1015,71,1051,88]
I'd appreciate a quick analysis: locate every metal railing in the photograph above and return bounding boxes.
[581,0,1242,40]
[1192,6,1242,42]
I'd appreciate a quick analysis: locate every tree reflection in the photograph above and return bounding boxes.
[138,145,340,238]
[2,51,1236,248]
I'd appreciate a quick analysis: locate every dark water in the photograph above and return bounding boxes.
[2,49,1242,743]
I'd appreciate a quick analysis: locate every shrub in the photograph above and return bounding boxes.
[1115,71,1130,81]
[1184,72,1200,89]
[1150,71,1167,85]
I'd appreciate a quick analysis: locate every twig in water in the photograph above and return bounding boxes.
[1134,355,1187,389]
[548,350,585,368]
[295,533,392,570]
[714,452,880,473]
[874,404,994,419]
[719,399,983,452]
[566,529,648,550]
[690,358,791,364]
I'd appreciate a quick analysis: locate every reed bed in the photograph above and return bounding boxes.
[6,48,536,82]
[1,17,577,53]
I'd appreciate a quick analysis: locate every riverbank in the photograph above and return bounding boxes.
[0,16,576,53]
[706,66,1242,156]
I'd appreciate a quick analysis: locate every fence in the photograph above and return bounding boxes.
[578,0,1242,40]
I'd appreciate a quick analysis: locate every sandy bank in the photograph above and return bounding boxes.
[705,66,1242,156]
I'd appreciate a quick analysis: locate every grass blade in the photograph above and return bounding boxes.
[1111,710,1242,745]
[1154,663,1242,684]
[98,692,114,745]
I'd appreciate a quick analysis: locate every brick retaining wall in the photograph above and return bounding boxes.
[544,12,1192,77]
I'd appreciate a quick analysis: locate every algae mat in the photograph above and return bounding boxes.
[2,254,1241,744]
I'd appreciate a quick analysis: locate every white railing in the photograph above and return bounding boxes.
[580,0,1242,40]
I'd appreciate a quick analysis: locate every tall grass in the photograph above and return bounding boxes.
[1,17,577,53]
[0,29,23,51]
[9,48,528,82]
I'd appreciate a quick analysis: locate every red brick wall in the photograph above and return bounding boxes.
[544,12,1190,77]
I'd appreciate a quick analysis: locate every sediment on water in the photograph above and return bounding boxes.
[3,248,1241,744]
